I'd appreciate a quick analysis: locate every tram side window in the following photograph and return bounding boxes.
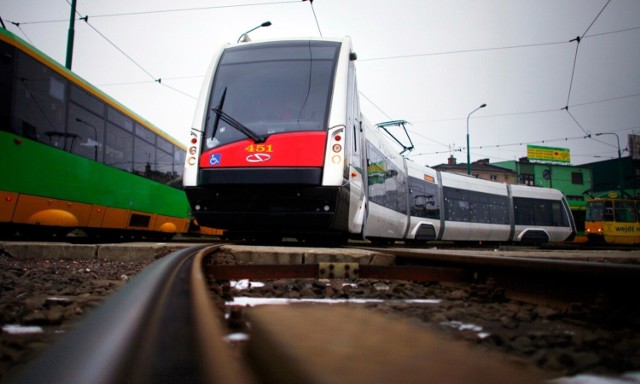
[0,43,14,131]
[70,85,104,116]
[135,123,156,144]
[603,200,614,222]
[105,123,133,172]
[156,146,173,184]
[155,136,174,182]
[134,136,156,177]
[551,201,569,227]
[514,197,568,227]
[614,201,636,223]
[366,142,406,214]
[173,148,185,180]
[13,52,66,144]
[108,107,133,132]
[408,177,440,219]
[443,187,509,224]
[68,103,104,162]
[445,197,469,222]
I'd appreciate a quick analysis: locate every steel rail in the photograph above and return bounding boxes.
[207,246,640,312]
[10,245,251,384]
[205,263,470,282]
[361,247,640,309]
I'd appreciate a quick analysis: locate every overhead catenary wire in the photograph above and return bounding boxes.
[409,122,639,161]
[360,40,571,62]
[7,1,299,24]
[5,2,637,163]
[409,92,640,126]
[564,0,612,109]
[74,1,299,19]
[580,0,612,39]
[70,7,197,100]
[79,17,156,82]
[366,0,629,163]
[6,0,301,101]
[359,91,393,121]
[7,21,34,44]
[303,0,322,37]
[407,131,622,160]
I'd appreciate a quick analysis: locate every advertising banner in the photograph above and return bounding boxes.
[527,145,570,163]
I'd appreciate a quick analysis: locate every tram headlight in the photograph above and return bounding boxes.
[189,146,197,155]
[331,155,341,164]
[187,157,196,166]
[332,143,342,153]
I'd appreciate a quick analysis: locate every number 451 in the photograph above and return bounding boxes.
[245,144,273,153]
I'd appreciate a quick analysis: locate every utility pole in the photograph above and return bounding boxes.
[65,0,77,69]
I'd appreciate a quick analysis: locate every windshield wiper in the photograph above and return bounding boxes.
[211,87,266,143]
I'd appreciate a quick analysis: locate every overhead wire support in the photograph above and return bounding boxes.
[7,21,34,44]
[562,106,590,137]
[564,0,612,109]
[564,36,581,109]
[562,0,612,142]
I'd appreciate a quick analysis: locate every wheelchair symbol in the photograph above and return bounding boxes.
[209,154,221,166]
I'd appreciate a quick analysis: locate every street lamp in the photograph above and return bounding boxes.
[466,103,487,175]
[595,132,624,196]
[237,21,272,43]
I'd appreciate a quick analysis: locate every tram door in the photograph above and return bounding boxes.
[346,64,366,234]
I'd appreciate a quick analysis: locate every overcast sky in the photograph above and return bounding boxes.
[2,0,639,166]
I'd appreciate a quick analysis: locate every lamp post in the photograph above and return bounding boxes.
[466,103,486,175]
[595,132,624,196]
[237,21,272,43]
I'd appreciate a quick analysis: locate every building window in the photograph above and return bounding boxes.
[571,172,583,184]
[520,174,534,186]
[490,175,497,181]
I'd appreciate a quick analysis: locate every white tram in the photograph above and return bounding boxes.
[184,36,575,244]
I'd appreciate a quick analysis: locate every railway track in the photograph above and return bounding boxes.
[364,246,640,311]
[8,244,640,383]
[10,245,251,384]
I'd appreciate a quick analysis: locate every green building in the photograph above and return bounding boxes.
[581,156,640,199]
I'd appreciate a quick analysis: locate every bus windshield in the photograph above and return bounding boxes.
[204,40,341,149]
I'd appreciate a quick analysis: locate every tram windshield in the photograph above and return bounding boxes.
[586,201,605,222]
[204,40,340,149]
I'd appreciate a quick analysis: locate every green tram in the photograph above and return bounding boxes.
[0,28,214,239]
